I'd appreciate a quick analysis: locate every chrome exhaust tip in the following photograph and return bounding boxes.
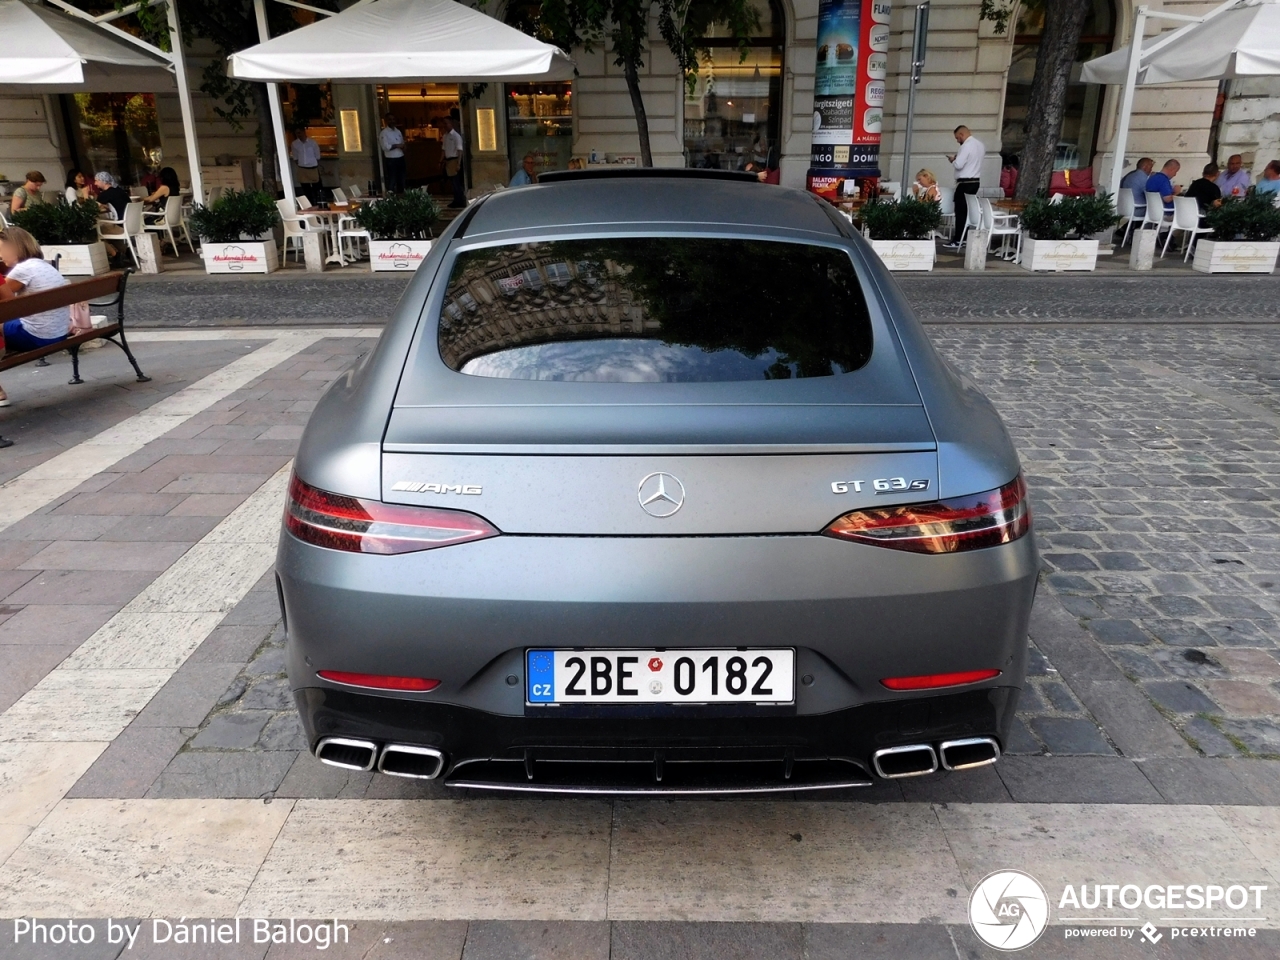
[315,737,377,771]
[939,736,1001,771]
[378,744,446,780]
[871,744,938,779]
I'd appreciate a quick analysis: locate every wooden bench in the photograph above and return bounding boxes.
[0,269,149,386]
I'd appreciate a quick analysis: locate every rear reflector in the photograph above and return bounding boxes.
[881,669,1001,690]
[824,475,1030,554]
[318,670,441,691]
[286,474,499,555]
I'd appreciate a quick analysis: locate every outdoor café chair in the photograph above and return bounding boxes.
[936,186,955,241]
[336,214,371,267]
[97,201,145,269]
[144,195,194,255]
[980,196,1021,262]
[1141,191,1174,238]
[277,198,324,265]
[347,184,363,199]
[1163,196,1213,261]
[331,187,348,204]
[1117,190,1144,247]
[959,193,982,248]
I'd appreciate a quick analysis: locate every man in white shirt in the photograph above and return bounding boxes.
[442,116,466,208]
[945,125,986,246]
[290,127,324,197]
[380,115,406,194]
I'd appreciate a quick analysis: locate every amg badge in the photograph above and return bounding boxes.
[391,481,482,495]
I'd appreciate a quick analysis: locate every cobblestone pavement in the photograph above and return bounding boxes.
[125,269,1280,326]
[7,326,1280,958]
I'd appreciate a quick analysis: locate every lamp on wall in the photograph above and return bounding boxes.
[475,107,497,152]
[340,109,362,152]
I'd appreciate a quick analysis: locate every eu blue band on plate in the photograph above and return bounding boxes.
[527,649,555,702]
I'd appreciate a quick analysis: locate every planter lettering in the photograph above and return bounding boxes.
[870,239,935,272]
[1192,240,1280,274]
[43,242,109,277]
[201,239,279,274]
[369,240,432,272]
[1020,236,1099,272]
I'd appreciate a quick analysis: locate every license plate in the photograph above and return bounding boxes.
[526,649,795,705]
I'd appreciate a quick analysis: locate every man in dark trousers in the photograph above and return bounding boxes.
[946,125,986,247]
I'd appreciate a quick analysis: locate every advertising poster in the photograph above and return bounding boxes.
[808,0,891,197]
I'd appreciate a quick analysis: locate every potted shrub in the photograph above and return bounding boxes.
[11,199,108,275]
[187,189,281,273]
[1194,195,1280,274]
[861,196,941,271]
[354,191,440,271]
[1019,192,1118,272]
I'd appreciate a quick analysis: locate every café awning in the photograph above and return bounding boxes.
[0,0,174,92]
[227,0,575,84]
[1082,0,1280,85]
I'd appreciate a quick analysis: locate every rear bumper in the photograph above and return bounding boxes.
[296,684,1019,794]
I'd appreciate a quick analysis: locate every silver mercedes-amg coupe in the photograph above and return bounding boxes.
[276,169,1037,794]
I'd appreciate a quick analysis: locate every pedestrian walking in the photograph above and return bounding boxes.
[946,125,985,247]
[380,115,406,194]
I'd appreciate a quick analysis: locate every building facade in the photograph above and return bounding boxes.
[2,1,1276,204]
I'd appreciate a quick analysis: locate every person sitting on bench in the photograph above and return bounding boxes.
[0,225,71,408]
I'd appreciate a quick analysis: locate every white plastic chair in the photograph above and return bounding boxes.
[958,193,982,248]
[1116,190,1139,246]
[205,185,223,205]
[936,186,955,241]
[277,198,325,265]
[336,214,371,267]
[347,184,363,199]
[1163,195,1213,261]
[144,195,194,255]
[97,201,145,268]
[1141,190,1173,238]
[1049,193,1064,204]
[980,197,1022,261]
[331,187,348,205]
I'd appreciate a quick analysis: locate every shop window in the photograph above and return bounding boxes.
[506,83,574,176]
[379,83,461,193]
[1000,0,1116,170]
[683,0,784,171]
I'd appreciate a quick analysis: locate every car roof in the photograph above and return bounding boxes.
[460,176,844,239]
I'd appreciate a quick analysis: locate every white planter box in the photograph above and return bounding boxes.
[1193,240,1280,274]
[1020,236,1099,272]
[369,240,432,272]
[870,239,935,271]
[44,242,109,276]
[201,239,278,274]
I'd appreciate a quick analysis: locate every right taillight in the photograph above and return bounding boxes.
[823,475,1030,554]
[285,474,499,555]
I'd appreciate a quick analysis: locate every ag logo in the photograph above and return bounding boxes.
[969,869,1049,951]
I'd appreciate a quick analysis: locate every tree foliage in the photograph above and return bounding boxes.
[535,0,760,166]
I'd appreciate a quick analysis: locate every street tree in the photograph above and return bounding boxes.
[536,0,760,167]
[982,0,1094,200]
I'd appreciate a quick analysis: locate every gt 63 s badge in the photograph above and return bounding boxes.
[831,478,930,495]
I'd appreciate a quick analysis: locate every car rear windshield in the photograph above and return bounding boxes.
[437,237,873,382]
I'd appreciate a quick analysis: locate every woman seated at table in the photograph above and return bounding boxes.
[911,169,941,203]
[94,172,132,259]
[64,169,91,204]
[9,171,47,215]
[143,167,181,209]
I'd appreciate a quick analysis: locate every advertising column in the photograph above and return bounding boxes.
[808,0,891,201]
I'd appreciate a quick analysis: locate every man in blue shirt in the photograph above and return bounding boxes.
[1144,159,1181,213]
[1120,157,1153,207]
[509,153,538,188]
[1218,154,1251,198]
[1257,161,1280,197]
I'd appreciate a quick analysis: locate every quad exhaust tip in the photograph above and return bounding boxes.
[872,744,938,779]
[378,743,446,780]
[315,737,377,772]
[939,736,1000,771]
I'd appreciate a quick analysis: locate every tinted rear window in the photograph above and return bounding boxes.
[437,238,872,382]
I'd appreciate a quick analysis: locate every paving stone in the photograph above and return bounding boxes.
[1108,647,1166,679]
[189,711,274,749]
[461,921,610,960]
[1029,717,1115,756]
[803,923,959,960]
[1072,680,1197,758]
[66,726,189,799]
[1088,619,1152,645]
[96,515,222,542]
[18,540,191,572]
[241,677,294,711]
[219,590,283,626]
[898,766,1012,803]
[188,623,278,664]
[258,713,308,751]
[1039,680,1081,713]
[146,750,297,798]
[133,663,243,728]
[1218,719,1280,757]
[0,603,119,646]
[1205,679,1280,717]
[275,751,373,799]
[4,569,158,606]
[352,921,468,960]
[1002,717,1042,755]
[1215,647,1280,679]
[168,493,252,516]
[0,643,74,713]
[1137,758,1261,805]
[244,646,287,676]
[1144,619,1217,647]
[995,756,1163,803]
[610,922,801,960]
[1143,679,1222,715]
[1149,646,1229,679]
[1185,717,1242,757]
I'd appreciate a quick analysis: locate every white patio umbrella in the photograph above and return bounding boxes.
[226,0,575,84]
[0,0,174,92]
[1082,0,1280,199]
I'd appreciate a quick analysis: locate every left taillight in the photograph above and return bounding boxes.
[285,474,499,555]
[823,475,1030,554]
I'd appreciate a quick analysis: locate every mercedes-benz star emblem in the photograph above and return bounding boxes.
[638,472,686,518]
